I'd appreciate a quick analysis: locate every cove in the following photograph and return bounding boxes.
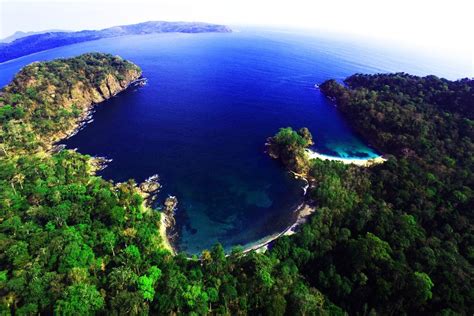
[0,28,462,254]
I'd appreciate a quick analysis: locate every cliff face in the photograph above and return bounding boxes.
[60,69,141,108]
[0,53,142,153]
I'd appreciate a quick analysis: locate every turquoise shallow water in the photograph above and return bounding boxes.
[0,28,465,254]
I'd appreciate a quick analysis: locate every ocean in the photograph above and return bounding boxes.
[0,27,466,253]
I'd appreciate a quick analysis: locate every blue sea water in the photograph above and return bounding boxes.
[0,28,466,253]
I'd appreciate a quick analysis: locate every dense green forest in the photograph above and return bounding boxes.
[0,54,472,315]
[268,74,473,314]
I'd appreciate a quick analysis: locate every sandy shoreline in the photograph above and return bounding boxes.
[237,148,386,254]
[306,148,386,166]
[159,213,176,254]
[240,203,316,254]
[137,188,176,254]
[152,147,386,257]
[139,129,384,257]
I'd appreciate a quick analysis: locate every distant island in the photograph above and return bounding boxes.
[0,29,71,43]
[0,21,232,63]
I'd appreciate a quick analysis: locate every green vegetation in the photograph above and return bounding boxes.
[268,73,473,314]
[1,55,472,315]
[0,52,141,154]
[266,127,313,174]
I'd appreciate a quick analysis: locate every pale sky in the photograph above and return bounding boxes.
[1,0,473,64]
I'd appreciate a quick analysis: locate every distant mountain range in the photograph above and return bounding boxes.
[0,21,232,63]
[0,30,71,43]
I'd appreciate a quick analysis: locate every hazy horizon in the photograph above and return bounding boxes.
[1,0,473,76]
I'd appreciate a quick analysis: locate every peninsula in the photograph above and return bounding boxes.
[0,21,232,63]
[0,53,142,153]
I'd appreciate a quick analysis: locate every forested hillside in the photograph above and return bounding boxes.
[0,55,472,315]
[268,74,473,314]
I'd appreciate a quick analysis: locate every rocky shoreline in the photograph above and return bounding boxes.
[2,53,179,254]
[239,166,316,255]
[49,76,146,154]
[50,71,179,254]
[162,196,179,254]
[137,175,178,254]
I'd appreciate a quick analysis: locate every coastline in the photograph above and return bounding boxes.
[38,64,178,253]
[49,76,144,154]
[137,188,176,255]
[159,212,176,254]
[238,146,386,255]
[305,148,386,166]
[239,172,313,254]
[136,175,177,255]
[45,68,178,254]
[45,69,384,258]
[241,202,316,254]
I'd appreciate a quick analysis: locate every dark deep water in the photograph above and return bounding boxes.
[0,28,465,253]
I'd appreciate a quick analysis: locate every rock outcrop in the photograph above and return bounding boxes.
[138,174,162,207]
[164,196,178,223]
[139,174,161,195]
[156,196,178,250]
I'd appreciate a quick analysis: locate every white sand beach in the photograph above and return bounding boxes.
[305,149,386,166]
